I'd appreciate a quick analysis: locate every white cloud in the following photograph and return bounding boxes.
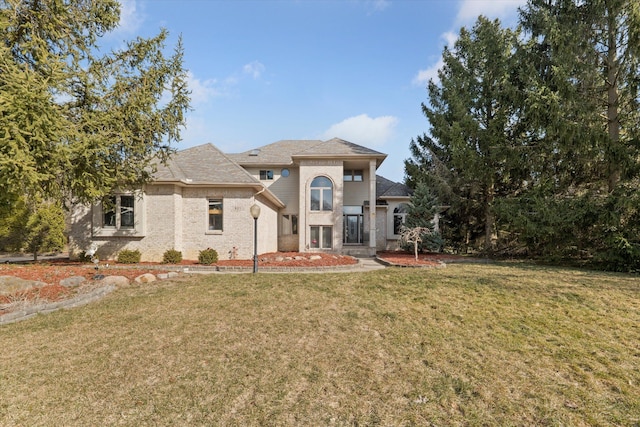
[370,0,391,13]
[321,114,398,147]
[413,58,443,87]
[243,61,266,79]
[442,30,458,48]
[112,0,145,35]
[181,114,212,147]
[413,1,524,88]
[187,71,222,106]
[412,31,456,87]
[456,0,527,25]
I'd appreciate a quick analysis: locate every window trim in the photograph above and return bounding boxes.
[393,203,410,236]
[282,214,298,235]
[207,199,223,233]
[93,193,144,237]
[344,169,363,182]
[310,176,333,212]
[310,225,333,249]
[259,170,274,180]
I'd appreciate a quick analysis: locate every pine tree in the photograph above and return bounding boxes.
[0,0,191,208]
[405,16,525,253]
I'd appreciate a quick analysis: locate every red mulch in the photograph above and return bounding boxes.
[0,252,458,309]
[376,251,462,267]
[0,252,358,285]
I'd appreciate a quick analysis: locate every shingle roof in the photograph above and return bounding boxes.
[228,138,386,165]
[296,138,386,157]
[153,143,260,185]
[228,140,323,165]
[376,175,412,199]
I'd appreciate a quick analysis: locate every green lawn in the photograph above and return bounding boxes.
[1,264,638,426]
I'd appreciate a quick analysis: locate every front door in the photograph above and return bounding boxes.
[344,214,362,244]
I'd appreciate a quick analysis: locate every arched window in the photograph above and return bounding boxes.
[393,203,410,235]
[310,176,333,211]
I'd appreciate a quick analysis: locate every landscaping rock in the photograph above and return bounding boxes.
[100,275,130,287]
[309,255,322,261]
[134,273,157,283]
[60,276,87,288]
[0,276,47,295]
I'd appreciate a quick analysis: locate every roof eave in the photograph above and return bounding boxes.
[151,180,286,209]
[292,153,387,167]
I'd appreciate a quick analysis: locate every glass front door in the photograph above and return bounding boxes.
[344,214,363,244]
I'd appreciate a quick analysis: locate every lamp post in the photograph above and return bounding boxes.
[250,203,261,273]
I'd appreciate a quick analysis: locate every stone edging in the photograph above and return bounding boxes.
[0,284,116,325]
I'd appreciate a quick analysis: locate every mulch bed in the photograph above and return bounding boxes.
[376,251,465,267]
[1,251,460,309]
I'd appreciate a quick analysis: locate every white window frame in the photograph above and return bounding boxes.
[310,176,333,212]
[344,169,364,182]
[207,199,223,233]
[393,203,410,236]
[93,193,144,237]
[310,225,332,249]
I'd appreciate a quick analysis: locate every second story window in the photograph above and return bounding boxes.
[344,169,363,182]
[260,170,274,180]
[310,176,333,211]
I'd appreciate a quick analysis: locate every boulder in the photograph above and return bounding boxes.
[134,273,157,284]
[0,276,47,295]
[100,275,130,287]
[60,276,87,288]
[309,255,322,261]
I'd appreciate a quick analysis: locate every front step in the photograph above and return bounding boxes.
[341,246,376,258]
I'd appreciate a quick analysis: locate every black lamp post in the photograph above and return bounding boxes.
[250,204,261,273]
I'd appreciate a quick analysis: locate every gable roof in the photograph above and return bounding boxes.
[154,143,259,184]
[376,175,412,199]
[296,138,386,157]
[228,140,323,165]
[153,143,285,208]
[229,138,387,167]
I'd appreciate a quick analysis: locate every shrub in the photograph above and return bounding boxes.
[78,251,93,262]
[162,249,183,264]
[117,249,141,264]
[198,248,218,265]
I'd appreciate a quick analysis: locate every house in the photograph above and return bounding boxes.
[68,138,413,262]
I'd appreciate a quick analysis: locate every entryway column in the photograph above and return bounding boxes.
[369,159,376,252]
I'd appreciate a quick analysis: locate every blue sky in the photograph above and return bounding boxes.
[106,0,526,183]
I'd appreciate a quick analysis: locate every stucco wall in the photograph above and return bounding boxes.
[342,169,371,206]
[298,160,344,251]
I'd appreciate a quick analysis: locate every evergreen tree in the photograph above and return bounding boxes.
[520,0,640,194]
[404,182,444,253]
[0,0,191,209]
[405,17,525,253]
[506,0,640,268]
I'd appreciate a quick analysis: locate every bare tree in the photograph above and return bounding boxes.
[398,226,433,261]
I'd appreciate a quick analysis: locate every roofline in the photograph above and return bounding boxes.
[292,153,387,168]
[379,195,412,200]
[149,180,286,209]
[232,161,294,167]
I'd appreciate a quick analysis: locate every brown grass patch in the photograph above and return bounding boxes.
[0,264,638,425]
